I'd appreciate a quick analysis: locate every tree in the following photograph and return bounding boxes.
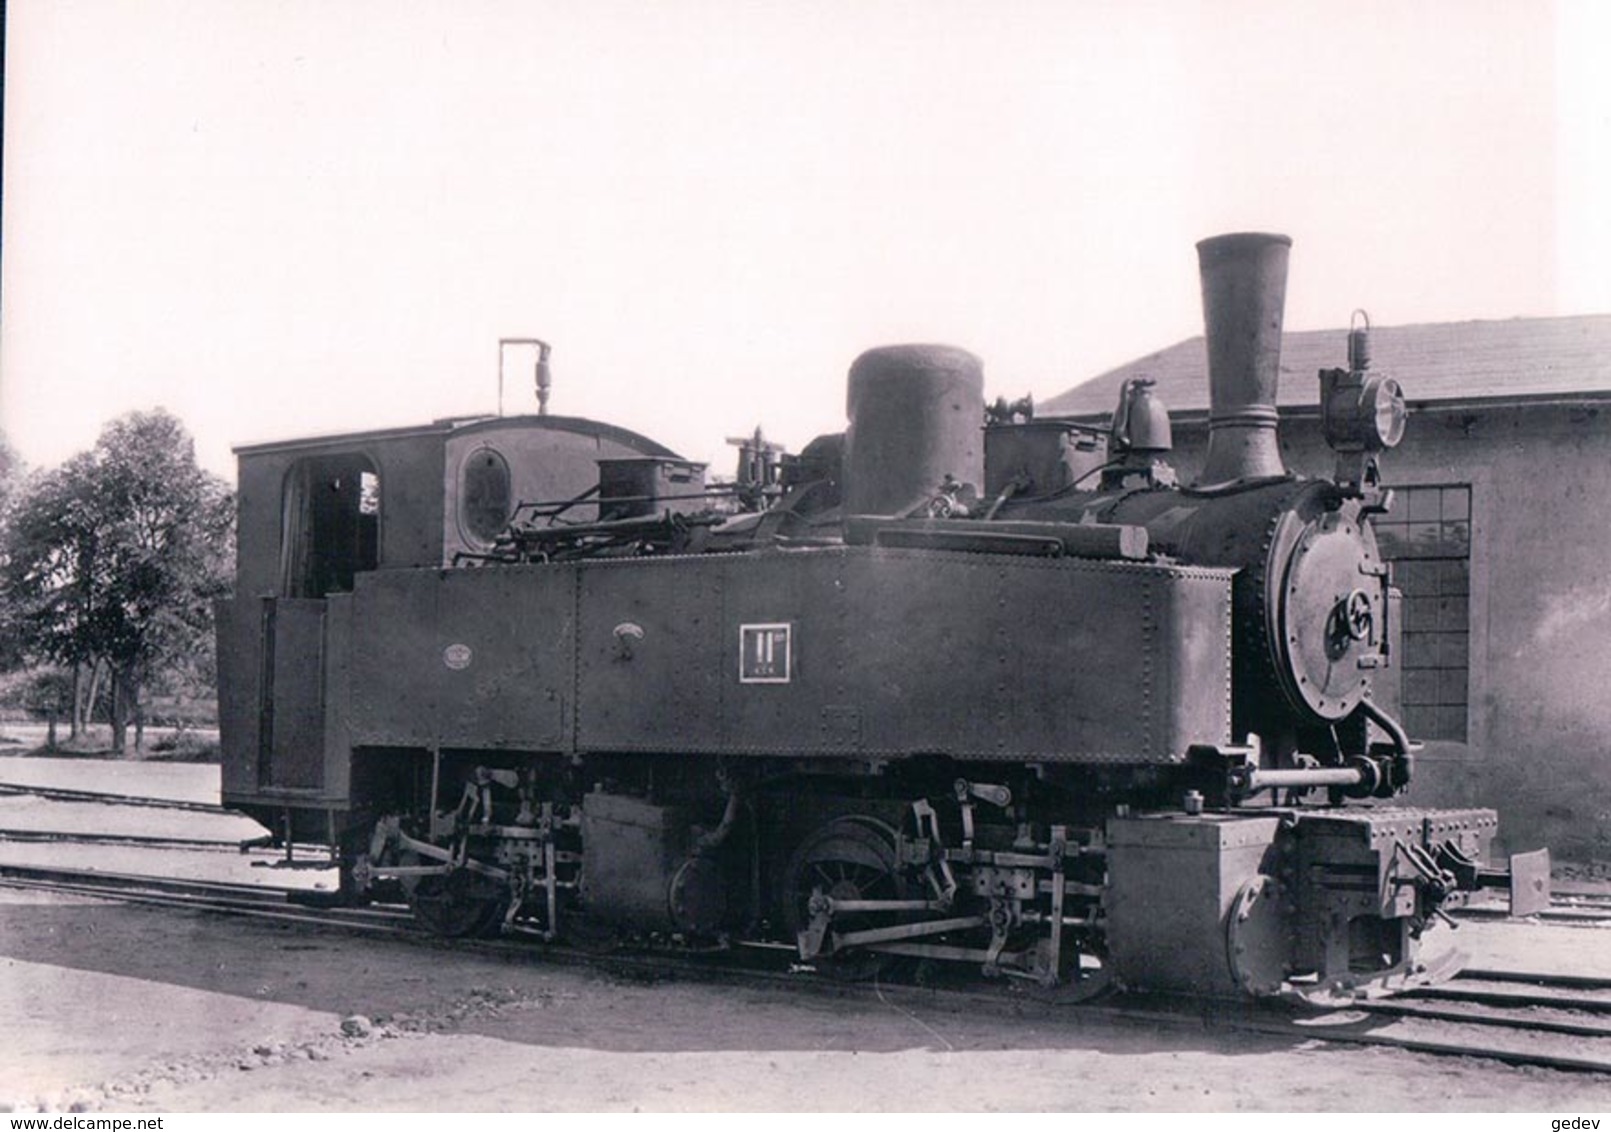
[0,453,103,708]
[0,432,24,670]
[0,430,18,515]
[0,410,234,751]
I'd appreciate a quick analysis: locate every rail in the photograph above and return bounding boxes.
[5,861,1611,1076]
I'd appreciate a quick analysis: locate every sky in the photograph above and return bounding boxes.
[3,0,1610,482]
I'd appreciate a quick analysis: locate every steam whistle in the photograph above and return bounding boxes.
[726,426,788,511]
[1103,378,1176,489]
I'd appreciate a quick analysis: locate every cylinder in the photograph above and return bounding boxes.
[1196,233,1292,485]
[844,344,984,516]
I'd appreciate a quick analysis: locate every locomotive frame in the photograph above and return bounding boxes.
[217,233,1548,1002]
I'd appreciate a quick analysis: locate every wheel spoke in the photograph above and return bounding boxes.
[784,817,907,982]
[408,867,507,938]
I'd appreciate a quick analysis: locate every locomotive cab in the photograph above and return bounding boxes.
[217,413,690,843]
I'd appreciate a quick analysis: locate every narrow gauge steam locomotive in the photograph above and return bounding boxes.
[218,233,1548,1002]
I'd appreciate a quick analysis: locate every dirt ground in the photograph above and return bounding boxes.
[3,756,1611,1112]
[5,890,1611,1113]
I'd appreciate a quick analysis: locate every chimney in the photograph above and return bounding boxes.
[1195,232,1291,485]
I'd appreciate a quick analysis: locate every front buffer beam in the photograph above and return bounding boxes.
[1105,808,1547,1001]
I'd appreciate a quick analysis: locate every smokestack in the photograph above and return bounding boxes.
[1195,232,1292,485]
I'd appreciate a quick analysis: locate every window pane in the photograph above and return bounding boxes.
[1405,669,1439,705]
[1435,559,1469,597]
[1442,486,1471,521]
[1401,634,1439,669]
[1409,521,1445,555]
[1436,597,1466,631]
[1378,484,1471,743]
[461,448,513,544]
[1404,596,1439,632]
[1441,521,1470,556]
[359,471,381,516]
[1375,526,1410,558]
[1394,560,1432,593]
[1438,669,1469,706]
[1407,489,1442,522]
[1403,703,1436,737]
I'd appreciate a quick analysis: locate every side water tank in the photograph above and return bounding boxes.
[844,344,984,515]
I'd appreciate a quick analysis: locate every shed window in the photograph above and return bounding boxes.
[1375,484,1470,742]
[461,447,513,546]
[280,454,381,597]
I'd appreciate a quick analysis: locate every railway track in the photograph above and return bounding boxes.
[0,865,400,931]
[5,861,1611,1076]
[0,828,266,852]
[0,781,233,815]
[0,781,318,855]
[6,779,1607,918]
[0,828,334,858]
[15,830,1609,920]
[1455,901,1611,926]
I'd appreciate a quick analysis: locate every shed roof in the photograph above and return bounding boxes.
[1041,313,1611,418]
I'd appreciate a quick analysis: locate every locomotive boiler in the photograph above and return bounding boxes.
[216,232,1548,1002]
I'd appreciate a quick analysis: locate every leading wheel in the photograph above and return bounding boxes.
[783,816,907,981]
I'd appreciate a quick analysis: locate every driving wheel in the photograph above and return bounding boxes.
[783,816,907,980]
[406,860,509,938]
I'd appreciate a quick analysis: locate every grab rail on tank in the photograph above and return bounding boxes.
[843,516,1150,560]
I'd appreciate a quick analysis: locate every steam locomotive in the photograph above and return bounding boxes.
[217,233,1547,1002]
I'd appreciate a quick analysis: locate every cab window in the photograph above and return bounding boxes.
[460,447,513,546]
[280,454,380,597]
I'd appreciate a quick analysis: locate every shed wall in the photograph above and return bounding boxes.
[1161,401,1611,859]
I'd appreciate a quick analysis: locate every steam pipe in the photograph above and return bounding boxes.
[535,343,553,416]
[1195,233,1292,486]
[1241,767,1365,790]
[498,337,553,417]
[1358,697,1412,759]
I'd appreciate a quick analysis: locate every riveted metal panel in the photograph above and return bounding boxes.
[347,566,574,750]
[434,566,572,749]
[1106,814,1284,995]
[839,549,1232,761]
[321,594,354,800]
[348,571,441,746]
[216,597,264,801]
[717,550,848,752]
[1151,568,1239,754]
[573,546,1231,762]
[1295,806,1499,866]
[575,557,725,751]
[263,599,326,789]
